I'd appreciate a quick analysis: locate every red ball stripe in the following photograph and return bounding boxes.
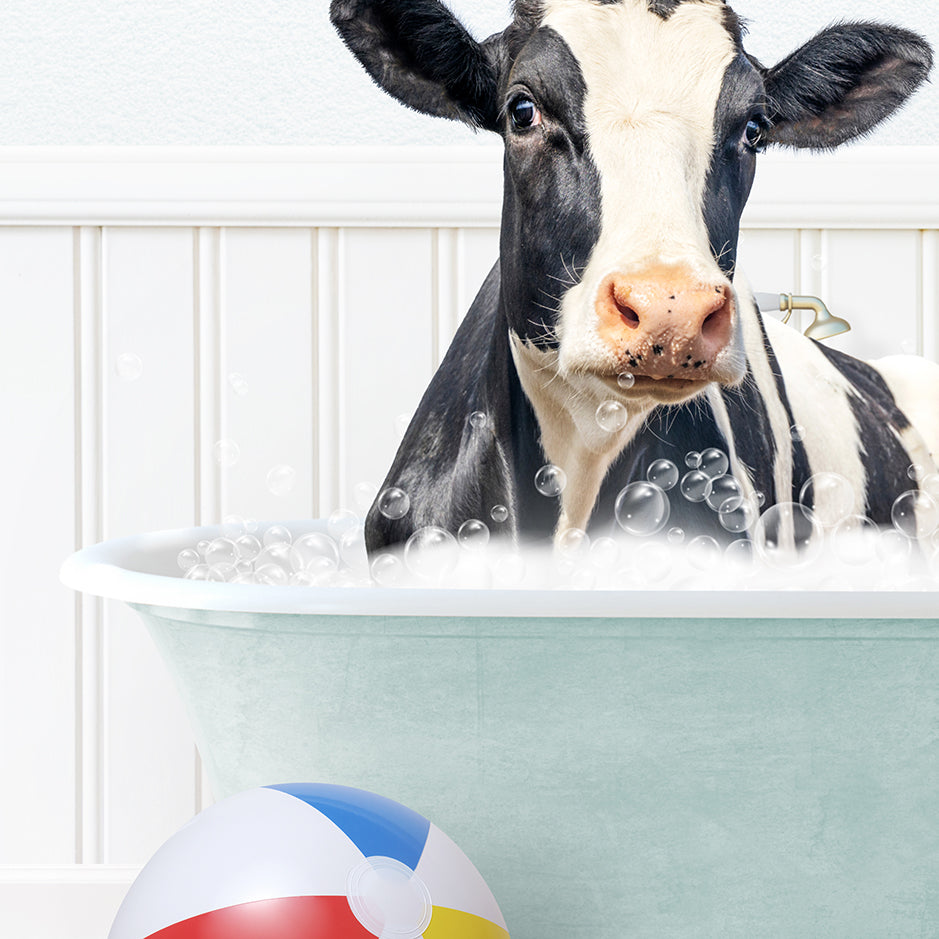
[144,895,376,938]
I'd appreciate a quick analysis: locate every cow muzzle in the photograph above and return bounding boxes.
[595,264,734,381]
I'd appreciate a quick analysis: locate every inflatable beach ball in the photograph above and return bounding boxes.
[109,782,510,939]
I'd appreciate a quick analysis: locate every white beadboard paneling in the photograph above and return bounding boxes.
[818,230,921,361]
[737,229,801,327]
[0,227,77,864]
[923,230,939,364]
[0,148,935,937]
[100,227,199,864]
[458,228,500,324]
[219,228,316,522]
[342,228,436,498]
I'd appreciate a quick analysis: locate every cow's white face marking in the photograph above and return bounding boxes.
[540,0,743,391]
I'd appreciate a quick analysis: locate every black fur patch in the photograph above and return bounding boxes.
[702,54,764,276]
[762,22,933,149]
[330,0,503,129]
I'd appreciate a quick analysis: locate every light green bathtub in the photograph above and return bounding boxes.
[62,521,939,938]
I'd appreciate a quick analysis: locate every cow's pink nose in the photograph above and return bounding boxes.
[595,266,734,379]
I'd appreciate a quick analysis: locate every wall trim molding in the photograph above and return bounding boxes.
[0,145,935,228]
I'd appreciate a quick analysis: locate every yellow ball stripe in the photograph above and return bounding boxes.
[424,906,510,939]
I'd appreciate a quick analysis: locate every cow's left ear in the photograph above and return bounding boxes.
[762,23,933,149]
[330,0,503,131]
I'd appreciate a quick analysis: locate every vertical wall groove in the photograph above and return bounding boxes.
[195,228,222,527]
[922,230,938,364]
[315,228,343,515]
[75,225,104,865]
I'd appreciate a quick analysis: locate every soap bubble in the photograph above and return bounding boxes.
[233,533,262,561]
[468,411,490,433]
[596,400,628,433]
[699,448,729,479]
[724,538,753,567]
[617,372,635,390]
[646,459,679,491]
[908,463,924,481]
[255,542,292,569]
[718,496,756,534]
[377,487,411,520]
[288,570,318,587]
[831,515,878,565]
[790,423,806,443]
[490,504,509,523]
[262,524,292,547]
[255,563,289,586]
[589,536,620,570]
[339,526,368,571]
[196,539,210,556]
[799,472,855,528]
[289,532,340,572]
[184,564,211,581]
[680,470,712,503]
[370,553,407,587]
[557,527,590,560]
[115,352,143,381]
[176,548,201,572]
[535,464,567,497]
[877,527,913,565]
[220,515,247,538]
[492,551,526,588]
[207,563,236,582]
[705,474,741,512]
[752,502,823,569]
[642,542,673,583]
[891,489,939,539]
[328,509,359,540]
[752,491,766,507]
[614,481,670,536]
[204,537,237,567]
[684,451,701,469]
[267,464,297,496]
[921,473,939,502]
[227,372,249,396]
[458,519,490,551]
[687,535,721,571]
[405,526,459,581]
[214,439,240,468]
[667,526,685,545]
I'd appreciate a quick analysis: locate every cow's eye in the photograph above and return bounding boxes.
[510,96,541,130]
[743,118,767,153]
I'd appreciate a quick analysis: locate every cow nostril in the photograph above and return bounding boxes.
[619,304,640,329]
[701,297,732,343]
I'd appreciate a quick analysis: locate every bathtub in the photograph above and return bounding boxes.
[62,520,939,938]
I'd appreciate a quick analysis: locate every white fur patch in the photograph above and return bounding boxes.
[761,315,868,523]
[541,0,740,381]
[509,329,652,535]
[868,354,939,471]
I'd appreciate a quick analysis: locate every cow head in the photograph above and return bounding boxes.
[331,0,932,411]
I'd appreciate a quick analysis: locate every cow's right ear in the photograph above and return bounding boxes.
[330,0,504,131]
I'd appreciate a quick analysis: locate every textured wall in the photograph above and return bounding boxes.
[0,0,936,146]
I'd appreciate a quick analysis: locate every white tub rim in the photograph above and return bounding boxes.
[58,520,939,620]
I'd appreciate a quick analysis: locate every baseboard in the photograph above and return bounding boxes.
[0,867,136,939]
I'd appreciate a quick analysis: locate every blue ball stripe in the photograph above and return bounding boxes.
[266,783,431,871]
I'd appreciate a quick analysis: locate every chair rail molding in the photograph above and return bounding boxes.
[0,145,936,228]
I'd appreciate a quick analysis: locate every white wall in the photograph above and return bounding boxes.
[0,0,936,146]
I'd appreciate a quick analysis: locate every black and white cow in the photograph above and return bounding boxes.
[330,0,938,553]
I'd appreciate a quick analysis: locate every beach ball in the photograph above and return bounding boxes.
[109,782,510,939]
